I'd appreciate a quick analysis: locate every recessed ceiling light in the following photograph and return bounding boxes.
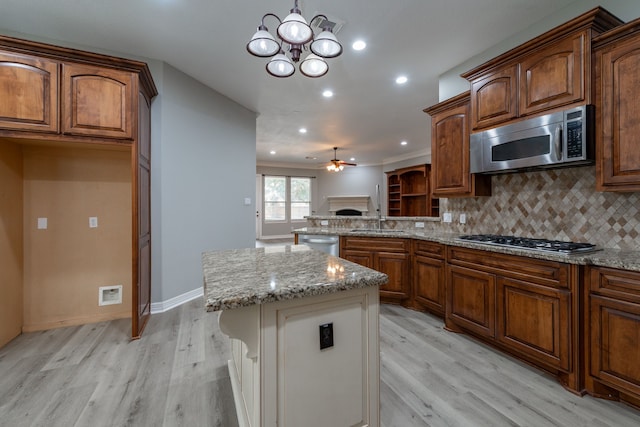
[322,90,334,98]
[350,157,356,161]
[270,150,276,155]
[352,40,366,51]
[401,141,408,146]
[299,128,307,134]
[396,75,408,85]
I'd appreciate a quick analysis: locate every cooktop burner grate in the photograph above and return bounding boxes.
[457,234,599,254]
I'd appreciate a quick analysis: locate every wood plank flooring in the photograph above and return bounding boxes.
[2,300,640,426]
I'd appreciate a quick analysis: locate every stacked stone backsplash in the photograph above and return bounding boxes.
[442,166,639,251]
[306,166,639,251]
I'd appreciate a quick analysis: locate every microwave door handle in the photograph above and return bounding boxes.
[554,124,562,161]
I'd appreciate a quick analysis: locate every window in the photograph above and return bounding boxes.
[263,175,312,221]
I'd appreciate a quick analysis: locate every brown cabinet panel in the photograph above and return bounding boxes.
[413,254,445,316]
[471,65,518,129]
[425,93,491,198]
[590,295,640,397]
[62,63,135,140]
[341,249,374,269]
[0,52,58,133]
[595,30,640,191]
[377,251,411,300]
[497,277,571,371]
[447,264,496,338]
[519,33,586,116]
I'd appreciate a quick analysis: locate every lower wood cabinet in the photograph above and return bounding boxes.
[586,266,640,407]
[412,240,445,317]
[340,236,410,303]
[446,246,580,392]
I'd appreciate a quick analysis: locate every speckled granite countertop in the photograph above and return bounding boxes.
[202,245,388,311]
[294,227,640,272]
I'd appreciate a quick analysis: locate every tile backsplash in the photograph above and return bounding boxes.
[442,166,640,250]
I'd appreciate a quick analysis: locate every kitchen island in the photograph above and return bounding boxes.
[202,245,387,427]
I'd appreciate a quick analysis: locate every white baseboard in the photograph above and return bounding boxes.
[150,287,204,314]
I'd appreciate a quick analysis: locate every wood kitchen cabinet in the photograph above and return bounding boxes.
[61,63,135,140]
[462,7,621,131]
[386,164,438,217]
[0,34,156,341]
[412,240,445,317]
[586,266,640,408]
[340,236,410,303]
[446,246,581,392]
[593,18,640,192]
[0,51,59,133]
[424,92,491,198]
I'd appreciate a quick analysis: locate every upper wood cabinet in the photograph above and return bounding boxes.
[62,64,135,140]
[386,164,439,217]
[424,92,491,198]
[462,7,622,131]
[593,18,640,192]
[0,51,59,133]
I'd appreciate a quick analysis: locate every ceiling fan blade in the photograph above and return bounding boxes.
[339,161,357,166]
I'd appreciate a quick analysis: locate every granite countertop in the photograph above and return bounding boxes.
[202,245,388,311]
[294,227,640,272]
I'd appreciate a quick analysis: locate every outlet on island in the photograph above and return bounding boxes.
[319,322,334,350]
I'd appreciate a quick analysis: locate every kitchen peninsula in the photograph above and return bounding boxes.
[202,245,387,427]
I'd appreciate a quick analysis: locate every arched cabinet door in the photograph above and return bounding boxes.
[0,52,58,133]
[61,63,135,140]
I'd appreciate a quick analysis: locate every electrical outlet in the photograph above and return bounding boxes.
[460,213,467,224]
[443,212,452,223]
[415,222,425,228]
[37,217,48,229]
[89,217,98,228]
[319,323,334,350]
[244,197,251,205]
[320,220,329,226]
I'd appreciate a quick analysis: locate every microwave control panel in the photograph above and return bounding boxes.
[566,119,583,158]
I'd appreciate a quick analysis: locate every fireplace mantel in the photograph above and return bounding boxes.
[327,196,370,214]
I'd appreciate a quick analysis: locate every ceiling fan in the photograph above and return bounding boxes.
[327,147,357,172]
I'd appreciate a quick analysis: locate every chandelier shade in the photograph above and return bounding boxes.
[247,0,342,78]
[300,54,328,78]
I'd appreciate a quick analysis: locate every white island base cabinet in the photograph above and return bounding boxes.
[219,286,380,427]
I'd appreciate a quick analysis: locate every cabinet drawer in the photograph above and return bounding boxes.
[341,236,409,252]
[589,266,640,304]
[413,240,445,259]
[448,246,567,287]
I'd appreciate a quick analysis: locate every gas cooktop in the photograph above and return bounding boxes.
[457,234,600,255]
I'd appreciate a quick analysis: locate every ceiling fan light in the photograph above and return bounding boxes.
[278,12,313,45]
[266,53,295,78]
[247,29,280,57]
[310,30,343,58]
[300,54,328,78]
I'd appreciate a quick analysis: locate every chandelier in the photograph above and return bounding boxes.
[246,0,343,78]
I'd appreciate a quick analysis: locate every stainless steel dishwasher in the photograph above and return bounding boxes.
[298,234,339,256]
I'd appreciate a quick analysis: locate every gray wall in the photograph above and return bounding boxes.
[152,63,256,302]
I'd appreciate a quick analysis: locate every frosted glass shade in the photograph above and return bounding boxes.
[267,53,295,78]
[300,54,328,78]
[277,13,313,44]
[247,30,280,57]
[310,30,343,58]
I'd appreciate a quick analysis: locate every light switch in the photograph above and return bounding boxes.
[37,217,47,230]
[244,197,251,206]
[460,214,467,224]
[443,212,452,223]
[89,217,98,228]
[415,222,425,228]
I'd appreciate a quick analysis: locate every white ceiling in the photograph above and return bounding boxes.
[0,0,582,168]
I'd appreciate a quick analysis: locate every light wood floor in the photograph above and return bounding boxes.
[2,300,640,427]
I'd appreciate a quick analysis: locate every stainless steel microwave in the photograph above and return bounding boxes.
[470,105,594,174]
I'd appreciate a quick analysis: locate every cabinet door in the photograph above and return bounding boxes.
[0,52,58,133]
[496,277,571,371]
[590,295,640,397]
[341,249,374,269]
[470,64,518,130]
[519,32,585,116]
[447,264,495,338]
[61,63,135,139]
[413,254,445,317]
[431,103,472,197]
[376,251,410,302]
[595,35,640,191]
